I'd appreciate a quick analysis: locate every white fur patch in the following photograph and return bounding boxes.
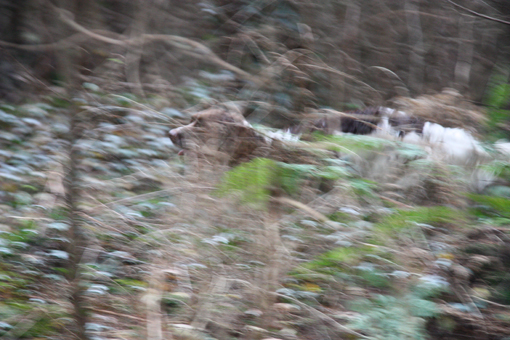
[264,129,301,142]
[254,126,301,143]
[495,141,510,157]
[422,122,487,165]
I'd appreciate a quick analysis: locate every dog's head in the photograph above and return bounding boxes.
[168,107,266,165]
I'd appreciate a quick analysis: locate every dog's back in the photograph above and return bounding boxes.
[168,107,266,165]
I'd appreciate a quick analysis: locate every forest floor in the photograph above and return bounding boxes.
[1,84,510,340]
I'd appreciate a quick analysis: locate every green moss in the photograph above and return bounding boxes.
[374,206,465,236]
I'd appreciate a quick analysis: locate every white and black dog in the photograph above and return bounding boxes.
[169,102,509,194]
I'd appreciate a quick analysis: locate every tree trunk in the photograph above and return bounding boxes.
[342,1,361,73]
[405,0,424,95]
[125,0,150,97]
[454,14,475,92]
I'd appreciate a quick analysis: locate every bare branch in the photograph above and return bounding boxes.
[446,0,510,25]
[0,5,261,86]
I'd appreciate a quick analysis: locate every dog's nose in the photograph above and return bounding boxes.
[168,128,183,148]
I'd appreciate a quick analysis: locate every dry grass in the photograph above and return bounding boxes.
[391,88,487,133]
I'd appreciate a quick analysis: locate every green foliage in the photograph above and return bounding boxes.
[217,158,276,206]
[0,220,40,258]
[316,134,393,153]
[328,211,355,223]
[349,293,439,340]
[113,93,137,106]
[484,74,510,139]
[217,158,349,207]
[306,246,373,271]
[481,160,510,183]
[486,75,510,109]
[317,164,351,180]
[359,269,391,289]
[468,193,510,218]
[292,245,399,291]
[276,162,317,195]
[48,96,72,108]
[48,207,69,221]
[0,268,66,338]
[350,178,377,197]
[301,247,382,285]
[374,206,464,237]
[0,302,66,338]
[113,278,148,294]
[396,143,428,160]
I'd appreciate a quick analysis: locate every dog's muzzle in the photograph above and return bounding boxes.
[168,127,184,149]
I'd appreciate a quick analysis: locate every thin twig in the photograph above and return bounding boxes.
[446,0,510,25]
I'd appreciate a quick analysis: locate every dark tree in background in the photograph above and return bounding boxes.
[0,0,28,101]
[1,0,510,112]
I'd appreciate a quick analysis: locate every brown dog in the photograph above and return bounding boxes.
[168,107,267,165]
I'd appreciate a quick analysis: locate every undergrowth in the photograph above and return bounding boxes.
[484,74,510,140]
[216,157,349,207]
[373,206,466,237]
[348,292,439,340]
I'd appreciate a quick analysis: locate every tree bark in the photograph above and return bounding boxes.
[405,0,424,95]
[454,14,475,91]
[342,1,361,73]
[125,0,150,97]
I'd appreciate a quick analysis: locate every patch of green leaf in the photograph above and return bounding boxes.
[217,157,350,208]
[110,279,147,294]
[113,93,137,106]
[374,206,465,236]
[350,178,377,197]
[396,143,428,160]
[492,279,510,304]
[0,302,66,338]
[327,211,354,223]
[217,158,276,206]
[115,278,147,288]
[468,194,510,218]
[277,162,317,195]
[51,267,69,275]
[20,184,39,194]
[358,270,391,289]
[316,133,393,153]
[48,207,69,220]
[486,75,510,109]
[303,246,374,274]
[316,164,350,180]
[162,292,190,310]
[484,75,510,140]
[107,58,125,64]
[48,96,72,108]
[348,293,439,340]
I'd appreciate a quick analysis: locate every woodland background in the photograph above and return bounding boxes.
[1,1,510,340]
[1,0,510,115]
